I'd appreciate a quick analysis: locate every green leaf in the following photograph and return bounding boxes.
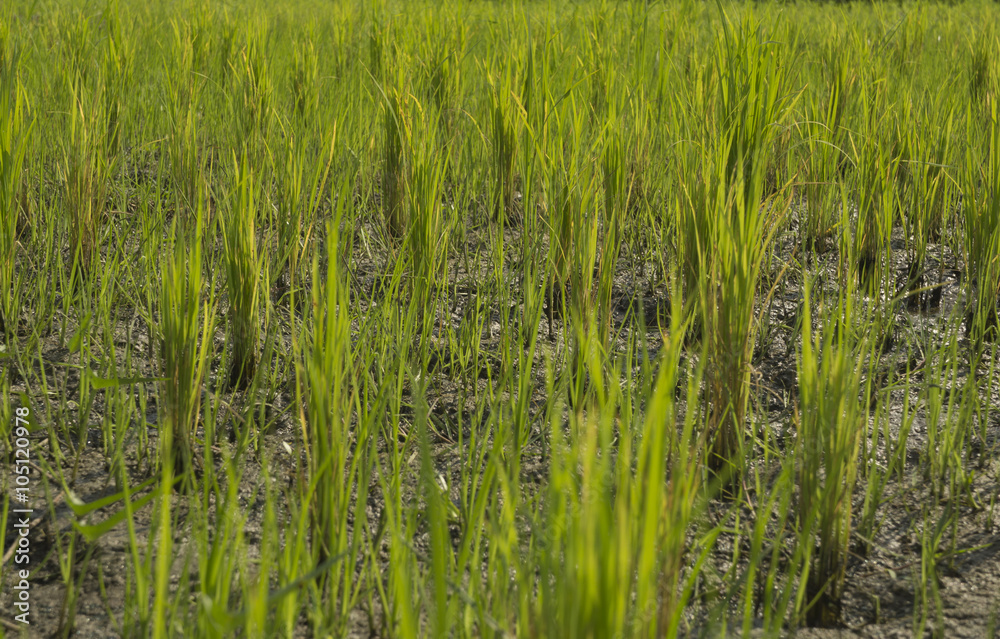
[87,372,164,389]
[219,550,351,630]
[68,314,92,354]
[64,475,159,518]
[73,489,160,542]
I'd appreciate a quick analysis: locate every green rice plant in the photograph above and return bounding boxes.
[973,341,999,471]
[968,28,999,121]
[599,125,627,347]
[377,374,421,638]
[515,52,541,250]
[888,8,926,75]
[686,11,793,482]
[962,99,1000,343]
[546,167,575,326]
[922,324,972,501]
[60,8,124,281]
[382,84,410,242]
[548,166,601,336]
[746,455,800,636]
[0,59,28,337]
[101,0,133,166]
[531,300,706,637]
[192,459,247,639]
[415,374,455,638]
[794,280,866,627]
[901,95,954,310]
[801,38,854,253]
[617,95,656,272]
[851,73,899,293]
[407,132,451,304]
[325,14,350,80]
[273,130,306,292]
[645,319,708,636]
[231,24,274,155]
[541,88,602,335]
[856,349,897,557]
[158,207,215,482]
[674,133,712,308]
[891,92,916,217]
[534,369,631,637]
[272,126,335,294]
[60,9,95,97]
[290,35,318,122]
[912,503,954,638]
[152,467,178,639]
[63,68,114,278]
[487,63,520,222]
[12,2,1000,635]
[295,195,373,634]
[418,11,467,131]
[219,151,264,389]
[367,5,387,82]
[596,65,647,344]
[166,18,205,212]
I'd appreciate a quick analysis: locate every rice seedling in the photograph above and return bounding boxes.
[901,93,955,310]
[487,66,519,223]
[166,19,206,211]
[693,11,793,482]
[599,126,627,346]
[289,35,318,123]
[968,27,999,119]
[408,130,451,304]
[295,209,362,633]
[922,323,974,501]
[0,54,28,337]
[101,0,133,167]
[528,301,706,637]
[219,151,264,390]
[419,11,467,132]
[794,281,866,627]
[851,71,900,293]
[231,24,274,155]
[63,70,113,278]
[159,205,215,481]
[381,83,410,242]
[962,99,1000,342]
[801,37,854,254]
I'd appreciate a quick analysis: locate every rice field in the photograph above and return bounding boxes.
[1,0,999,636]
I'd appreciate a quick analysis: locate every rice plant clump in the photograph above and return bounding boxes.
[795,284,866,627]
[159,212,214,480]
[220,152,264,390]
[696,13,793,482]
[0,63,29,335]
[963,100,1000,342]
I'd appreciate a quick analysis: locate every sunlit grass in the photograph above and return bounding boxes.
[2,1,999,637]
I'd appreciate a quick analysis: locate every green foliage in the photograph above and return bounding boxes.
[220,151,264,389]
[795,282,866,627]
[684,10,794,481]
[382,85,410,241]
[5,1,1000,636]
[963,100,1000,342]
[0,52,28,335]
[159,208,215,481]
